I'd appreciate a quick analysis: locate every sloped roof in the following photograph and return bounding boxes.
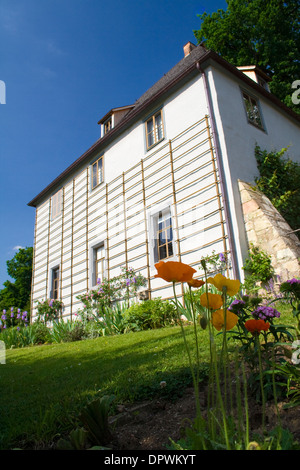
[28,44,300,207]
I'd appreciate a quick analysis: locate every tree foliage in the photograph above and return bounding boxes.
[0,247,33,312]
[254,145,300,237]
[194,0,300,114]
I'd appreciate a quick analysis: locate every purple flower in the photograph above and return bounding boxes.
[11,307,14,312]
[1,314,6,321]
[219,253,226,263]
[97,278,101,285]
[2,309,6,314]
[286,278,300,285]
[126,279,131,287]
[252,306,280,321]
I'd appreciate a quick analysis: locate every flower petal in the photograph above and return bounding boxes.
[200,293,223,310]
[211,309,238,331]
[154,261,197,283]
[187,278,205,288]
[207,273,240,296]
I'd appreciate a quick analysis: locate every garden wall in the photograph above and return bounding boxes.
[238,180,300,282]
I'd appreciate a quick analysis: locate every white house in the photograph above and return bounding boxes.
[28,42,300,320]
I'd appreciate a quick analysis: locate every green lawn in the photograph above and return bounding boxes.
[0,325,215,449]
[0,301,296,450]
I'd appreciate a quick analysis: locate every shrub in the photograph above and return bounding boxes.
[76,266,147,317]
[35,299,64,324]
[254,145,300,238]
[123,298,177,331]
[31,321,52,344]
[242,243,274,293]
[49,320,88,343]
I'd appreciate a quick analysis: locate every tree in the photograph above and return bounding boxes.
[0,247,33,313]
[194,0,300,114]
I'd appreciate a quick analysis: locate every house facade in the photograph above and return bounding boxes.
[28,42,300,320]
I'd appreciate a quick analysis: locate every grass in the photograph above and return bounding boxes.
[0,301,296,450]
[0,325,218,449]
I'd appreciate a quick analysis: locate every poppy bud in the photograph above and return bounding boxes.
[199,315,207,330]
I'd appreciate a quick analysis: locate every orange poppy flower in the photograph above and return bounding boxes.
[211,309,238,331]
[206,273,240,297]
[154,260,197,283]
[200,293,223,310]
[245,319,270,335]
[187,278,205,288]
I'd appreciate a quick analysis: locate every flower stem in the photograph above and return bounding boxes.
[172,282,206,448]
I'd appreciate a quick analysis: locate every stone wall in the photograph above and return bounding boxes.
[238,180,300,282]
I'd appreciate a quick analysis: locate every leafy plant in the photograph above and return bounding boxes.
[56,427,89,450]
[123,298,177,331]
[254,146,300,237]
[242,243,275,292]
[35,299,64,324]
[50,319,90,343]
[79,396,115,446]
[77,266,147,317]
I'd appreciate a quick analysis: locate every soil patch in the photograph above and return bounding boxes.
[108,385,300,450]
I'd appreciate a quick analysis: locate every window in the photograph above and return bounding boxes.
[104,117,112,135]
[91,156,104,189]
[93,243,105,285]
[51,189,62,219]
[242,91,264,129]
[51,267,60,300]
[152,207,174,263]
[145,109,164,150]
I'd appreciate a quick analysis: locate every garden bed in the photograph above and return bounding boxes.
[109,383,300,450]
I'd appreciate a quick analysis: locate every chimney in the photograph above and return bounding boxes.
[183,41,196,57]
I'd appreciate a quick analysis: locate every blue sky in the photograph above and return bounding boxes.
[0,0,227,289]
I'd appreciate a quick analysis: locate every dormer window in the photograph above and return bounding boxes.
[98,105,134,138]
[104,117,112,135]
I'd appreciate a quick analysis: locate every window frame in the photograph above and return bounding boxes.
[91,155,104,190]
[93,242,106,286]
[145,108,165,150]
[241,89,266,131]
[89,240,107,288]
[103,117,112,135]
[51,266,60,300]
[148,204,176,267]
[51,189,62,220]
[156,209,174,262]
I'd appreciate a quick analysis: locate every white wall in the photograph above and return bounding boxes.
[208,64,300,279]
[32,71,233,319]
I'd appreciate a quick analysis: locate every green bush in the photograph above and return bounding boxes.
[31,321,52,344]
[242,243,275,293]
[255,145,300,238]
[50,320,86,343]
[124,298,177,331]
